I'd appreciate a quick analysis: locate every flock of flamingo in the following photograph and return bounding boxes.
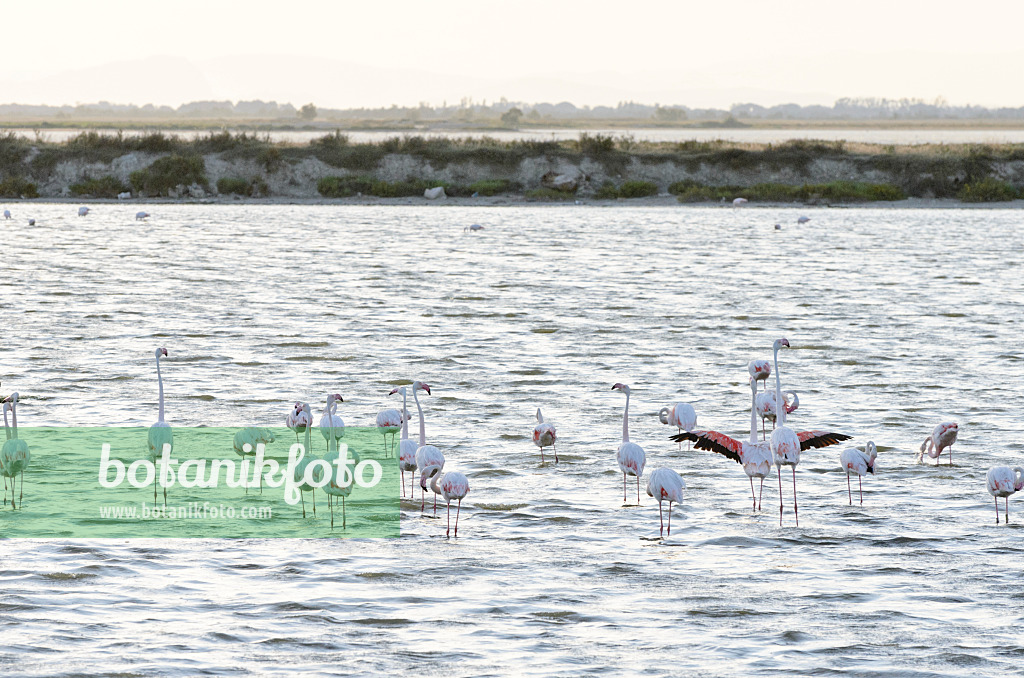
[2,337,1023,535]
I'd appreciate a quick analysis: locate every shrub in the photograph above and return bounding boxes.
[617,180,658,198]
[467,178,519,196]
[0,176,39,198]
[70,175,129,198]
[958,178,1018,202]
[525,187,574,201]
[217,177,269,197]
[317,175,375,197]
[129,154,207,196]
[594,181,619,199]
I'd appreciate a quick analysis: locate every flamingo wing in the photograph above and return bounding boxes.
[671,430,742,463]
[797,430,852,451]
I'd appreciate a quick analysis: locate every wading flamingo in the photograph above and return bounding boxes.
[147,347,172,507]
[464,224,484,232]
[612,383,646,504]
[292,403,320,519]
[410,382,444,512]
[232,427,275,494]
[1,395,30,509]
[918,422,958,465]
[986,466,1024,524]
[319,393,344,454]
[748,359,771,391]
[78,206,89,217]
[323,437,360,529]
[391,382,430,497]
[376,404,403,458]
[839,442,877,505]
[425,470,471,537]
[286,401,312,444]
[2,210,10,219]
[769,338,852,526]
[755,389,798,439]
[135,211,150,221]
[659,401,696,449]
[533,408,558,463]
[646,468,684,536]
[672,378,774,511]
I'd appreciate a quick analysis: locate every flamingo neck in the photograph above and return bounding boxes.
[430,471,442,494]
[323,395,334,417]
[622,391,630,443]
[303,406,312,455]
[772,343,785,428]
[10,401,17,440]
[2,403,10,441]
[1014,467,1024,491]
[400,388,409,440]
[749,381,758,444]
[156,354,165,423]
[413,387,426,446]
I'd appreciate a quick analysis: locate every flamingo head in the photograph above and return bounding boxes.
[2,392,17,404]
[611,383,630,394]
[332,393,343,403]
[388,386,405,396]
[417,382,432,396]
[155,347,168,358]
[774,338,790,350]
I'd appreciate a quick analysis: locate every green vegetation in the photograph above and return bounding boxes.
[670,180,905,203]
[594,180,660,199]
[129,154,207,196]
[317,175,374,197]
[0,176,39,198]
[70,175,129,198]
[318,175,455,198]
[525,187,575,201]
[957,178,1019,202]
[467,179,519,195]
[217,176,269,197]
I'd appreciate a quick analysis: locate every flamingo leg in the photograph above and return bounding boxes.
[637,476,641,505]
[446,501,451,537]
[541,447,545,463]
[847,472,852,505]
[454,499,462,537]
[421,482,425,512]
[20,471,24,508]
[312,489,316,516]
[1006,497,1010,523]
[859,476,863,505]
[761,418,766,440]
[554,444,558,464]
[758,476,765,511]
[330,494,334,529]
[659,501,664,536]
[995,496,1000,524]
[750,476,756,511]
[778,466,784,526]
[163,486,167,508]
[667,501,673,536]
[342,495,346,529]
[949,445,953,466]
[792,467,799,527]
[301,492,306,519]
[433,491,437,516]
[401,469,405,498]
[622,473,626,503]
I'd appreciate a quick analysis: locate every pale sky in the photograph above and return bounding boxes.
[3,0,1023,108]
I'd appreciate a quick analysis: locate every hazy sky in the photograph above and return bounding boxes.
[3,0,1023,108]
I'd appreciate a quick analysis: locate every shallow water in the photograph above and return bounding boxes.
[1,204,1022,676]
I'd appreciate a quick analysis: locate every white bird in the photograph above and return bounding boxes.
[78,206,89,217]
[732,197,748,206]
[673,378,775,511]
[659,401,696,449]
[755,389,799,439]
[319,393,345,454]
[322,434,360,529]
[410,382,444,512]
[2,210,10,219]
[532,408,558,463]
[918,422,958,465]
[986,466,1024,524]
[748,359,771,389]
[797,216,810,224]
[1,394,30,509]
[27,219,35,226]
[232,427,275,494]
[646,468,684,536]
[611,383,646,504]
[135,211,150,221]
[769,337,851,526]
[146,347,172,506]
[426,470,471,537]
[464,224,484,232]
[390,383,428,497]
[774,223,782,230]
[292,403,320,519]
[285,401,312,444]
[840,442,877,505]
[376,404,403,458]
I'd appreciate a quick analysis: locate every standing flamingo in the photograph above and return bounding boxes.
[769,337,852,526]
[391,382,430,497]
[322,432,360,529]
[748,359,771,392]
[425,470,471,537]
[659,401,696,449]
[409,382,444,513]
[839,442,877,505]
[611,383,646,504]
[1,394,30,509]
[672,378,775,510]
[918,422,959,465]
[286,401,312,444]
[532,408,558,463]
[146,347,172,507]
[755,389,798,440]
[292,403,320,518]
[376,405,403,458]
[986,466,1024,524]
[319,393,345,454]
[232,427,275,494]
[646,468,684,536]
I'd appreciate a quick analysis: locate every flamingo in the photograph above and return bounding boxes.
[286,401,312,444]
[464,224,484,232]
[797,216,810,224]
[1,394,30,509]
[611,383,646,504]
[532,408,558,463]
[986,466,1024,524]
[732,197,748,206]
[322,431,360,529]
[319,393,345,454]
[376,404,403,458]
[232,427,275,494]
[409,382,444,513]
[769,337,852,526]
[425,470,471,537]
[646,468,684,536]
[755,389,798,439]
[292,403,320,518]
[146,347,172,507]
[390,384,427,497]
[28,219,35,226]
[78,206,89,217]
[748,359,771,391]
[839,442,877,505]
[3,209,10,219]
[918,422,958,465]
[135,211,150,221]
[672,378,774,511]
[659,401,696,449]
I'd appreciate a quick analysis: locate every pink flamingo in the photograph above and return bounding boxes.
[425,471,471,537]
[839,442,877,505]
[986,466,1024,524]
[612,383,646,504]
[918,422,958,465]
[646,468,684,536]
[755,389,798,440]
[532,408,558,463]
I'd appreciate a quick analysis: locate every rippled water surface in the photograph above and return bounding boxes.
[1,204,1023,676]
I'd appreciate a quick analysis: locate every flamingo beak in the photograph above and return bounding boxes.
[388,388,398,395]
[161,348,168,356]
